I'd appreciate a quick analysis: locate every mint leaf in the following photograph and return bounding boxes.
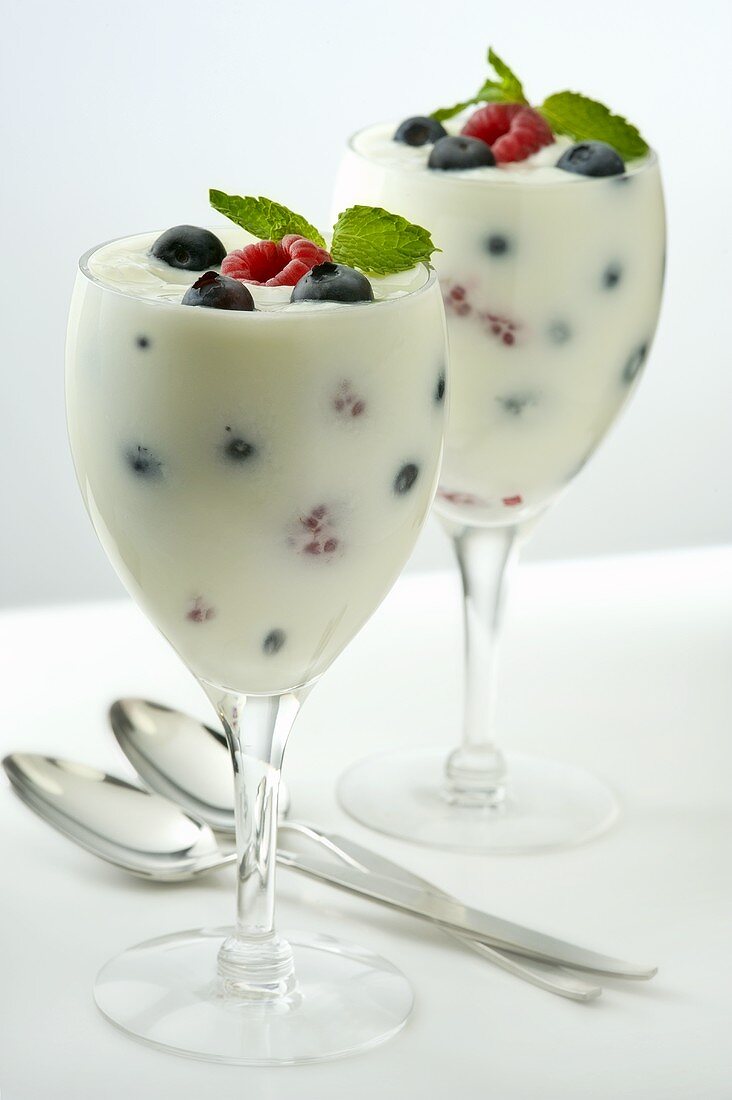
[539,92,649,160]
[432,97,483,124]
[431,46,527,122]
[330,206,439,277]
[209,191,327,249]
[481,48,527,105]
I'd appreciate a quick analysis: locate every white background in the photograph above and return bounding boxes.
[1,0,730,607]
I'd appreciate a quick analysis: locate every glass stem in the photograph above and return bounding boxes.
[442,522,524,807]
[201,683,309,1002]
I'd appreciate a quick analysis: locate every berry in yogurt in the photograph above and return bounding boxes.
[68,194,446,693]
[333,46,665,525]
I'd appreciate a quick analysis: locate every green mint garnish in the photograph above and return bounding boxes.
[209,191,327,249]
[539,92,649,160]
[209,190,438,277]
[429,46,650,160]
[432,48,528,122]
[330,206,439,277]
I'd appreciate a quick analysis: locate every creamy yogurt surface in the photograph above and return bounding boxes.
[86,228,428,306]
[350,120,649,182]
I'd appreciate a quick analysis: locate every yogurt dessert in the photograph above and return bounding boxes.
[333,50,667,853]
[67,197,446,1063]
[67,199,446,694]
[333,51,666,525]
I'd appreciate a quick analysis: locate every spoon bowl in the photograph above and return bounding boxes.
[109,698,290,832]
[3,753,233,880]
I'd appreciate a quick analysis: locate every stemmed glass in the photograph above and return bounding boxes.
[65,238,447,1063]
[333,138,666,852]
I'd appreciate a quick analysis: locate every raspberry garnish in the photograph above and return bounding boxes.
[222,235,331,287]
[461,104,553,164]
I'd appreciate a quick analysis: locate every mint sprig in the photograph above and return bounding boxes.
[430,45,650,161]
[210,191,438,278]
[432,48,528,122]
[330,206,439,277]
[539,92,649,160]
[209,191,327,249]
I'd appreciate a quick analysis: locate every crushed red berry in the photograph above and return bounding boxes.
[502,495,523,507]
[438,489,488,507]
[186,597,215,622]
[222,235,332,287]
[290,505,341,558]
[481,311,521,345]
[333,381,366,417]
[461,104,553,164]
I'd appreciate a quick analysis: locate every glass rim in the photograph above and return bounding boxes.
[345,123,659,189]
[77,232,439,316]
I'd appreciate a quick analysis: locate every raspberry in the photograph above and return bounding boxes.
[186,597,215,623]
[480,310,521,345]
[461,104,553,164]
[222,235,331,287]
[438,490,486,508]
[333,381,366,418]
[290,505,341,558]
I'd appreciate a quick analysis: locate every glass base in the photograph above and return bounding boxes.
[337,749,619,854]
[94,927,413,1065]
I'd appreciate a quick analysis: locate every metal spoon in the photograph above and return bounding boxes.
[109,697,290,830]
[2,752,602,1000]
[3,753,231,880]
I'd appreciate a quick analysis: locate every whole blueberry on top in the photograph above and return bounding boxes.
[291,263,374,304]
[182,272,255,311]
[394,116,448,147]
[151,225,227,271]
[428,135,496,171]
[556,141,626,178]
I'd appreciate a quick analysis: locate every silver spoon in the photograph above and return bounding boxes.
[2,752,600,1000]
[109,697,290,830]
[3,753,230,880]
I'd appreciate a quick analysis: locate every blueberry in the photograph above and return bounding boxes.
[393,116,447,147]
[602,262,622,289]
[223,428,256,462]
[394,463,420,495]
[428,136,495,171]
[136,335,150,349]
[434,372,446,403]
[263,629,285,655]
[182,272,255,311]
[125,445,162,479]
[556,141,625,178]
[291,263,373,304]
[498,393,536,417]
[548,321,571,345]
[622,343,648,385]
[151,225,227,271]
[485,234,511,257]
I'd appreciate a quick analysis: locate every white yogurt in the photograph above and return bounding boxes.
[333,122,666,525]
[67,230,447,693]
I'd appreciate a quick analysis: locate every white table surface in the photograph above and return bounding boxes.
[1,547,731,1099]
